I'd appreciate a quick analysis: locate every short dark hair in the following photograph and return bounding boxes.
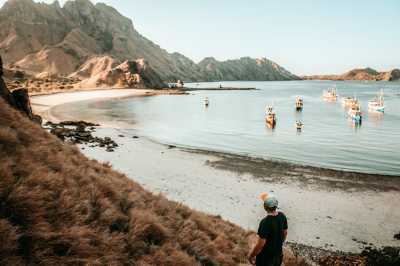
[264,205,277,212]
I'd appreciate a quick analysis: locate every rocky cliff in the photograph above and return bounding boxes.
[0,0,299,84]
[70,56,165,89]
[303,68,400,81]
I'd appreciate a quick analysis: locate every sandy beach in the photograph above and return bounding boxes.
[31,89,152,122]
[32,90,400,255]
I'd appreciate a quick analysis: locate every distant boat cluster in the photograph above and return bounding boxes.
[323,87,385,125]
[203,87,386,132]
[264,98,303,131]
[261,87,385,130]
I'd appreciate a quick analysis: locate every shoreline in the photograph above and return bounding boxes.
[31,89,400,256]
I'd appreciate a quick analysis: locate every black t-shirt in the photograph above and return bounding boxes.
[256,212,288,263]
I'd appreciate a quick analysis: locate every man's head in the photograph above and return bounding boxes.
[260,193,278,213]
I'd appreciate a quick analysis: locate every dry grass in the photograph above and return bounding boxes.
[0,99,310,265]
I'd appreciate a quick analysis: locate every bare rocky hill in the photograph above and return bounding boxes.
[0,0,299,85]
[198,57,299,81]
[302,68,400,81]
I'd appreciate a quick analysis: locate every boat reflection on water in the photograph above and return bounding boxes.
[349,119,362,131]
[368,112,384,126]
[264,124,276,135]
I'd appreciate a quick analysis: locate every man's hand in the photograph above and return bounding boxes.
[248,254,256,265]
[248,236,266,265]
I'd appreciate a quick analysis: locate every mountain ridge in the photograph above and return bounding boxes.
[302,67,400,81]
[0,0,299,84]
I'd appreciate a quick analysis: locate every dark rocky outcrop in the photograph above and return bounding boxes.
[71,56,167,89]
[386,69,400,81]
[45,120,118,152]
[0,55,41,123]
[0,56,15,105]
[361,246,400,266]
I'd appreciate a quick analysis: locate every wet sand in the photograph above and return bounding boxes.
[32,91,400,255]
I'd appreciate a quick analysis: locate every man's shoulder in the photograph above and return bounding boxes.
[259,216,269,224]
[278,211,287,218]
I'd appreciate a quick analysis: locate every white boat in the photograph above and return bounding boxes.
[342,96,356,107]
[368,89,385,113]
[204,97,209,107]
[323,88,338,101]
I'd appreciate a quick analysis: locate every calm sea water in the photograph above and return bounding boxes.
[53,81,400,175]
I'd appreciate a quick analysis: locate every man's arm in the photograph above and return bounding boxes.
[283,229,288,242]
[282,212,288,243]
[248,236,266,265]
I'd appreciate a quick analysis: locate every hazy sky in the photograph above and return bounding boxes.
[2,0,399,75]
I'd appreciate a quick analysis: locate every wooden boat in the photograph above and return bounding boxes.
[295,121,304,131]
[323,88,338,101]
[368,89,385,113]
[265,106,276,128]
[295,97,303,111]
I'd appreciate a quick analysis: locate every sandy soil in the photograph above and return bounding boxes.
[31,90,400,255]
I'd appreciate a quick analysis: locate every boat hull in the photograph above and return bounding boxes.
[368,104,384,113]
[266,117,276,128]
[323,96,337,102]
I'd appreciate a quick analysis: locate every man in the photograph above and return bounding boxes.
[248,194,288,266]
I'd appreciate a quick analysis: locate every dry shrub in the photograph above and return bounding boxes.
[283,247,314,266]
[0,219,20,256]
[130,211,170,246]
[0,126,19,152]
[146,245,199,266]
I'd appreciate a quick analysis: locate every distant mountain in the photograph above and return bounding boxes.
[0,0,299,85]
[303,68,400,81]
[198,57,299,81]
